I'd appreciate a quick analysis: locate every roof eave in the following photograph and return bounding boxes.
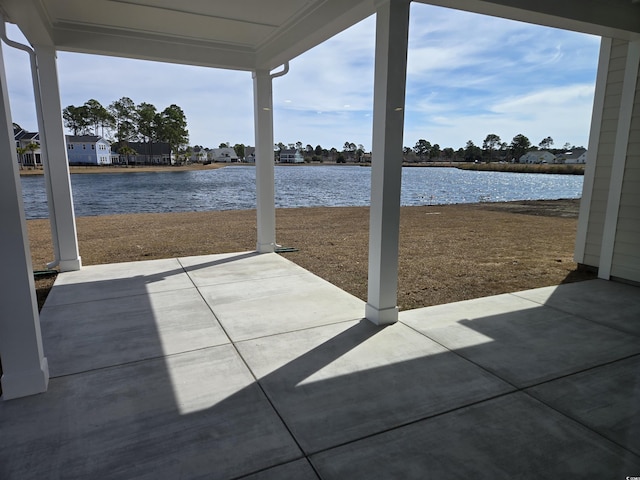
[52,23,257,71]
[417,0,640,39]
[255,0,376,70]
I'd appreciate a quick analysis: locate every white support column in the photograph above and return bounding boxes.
[365,0,410,325]
[574,37,611,265]
[598,39,640,280]
[34,45,81,272]
[253,69,276,253]
[0,42,49,400]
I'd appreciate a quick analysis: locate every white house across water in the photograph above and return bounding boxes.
[0,0,639,402]
[66,135,114,165]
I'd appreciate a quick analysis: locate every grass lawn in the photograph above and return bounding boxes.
[28,199,595,311]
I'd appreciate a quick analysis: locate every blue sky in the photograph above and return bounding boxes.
[4,3,600,152]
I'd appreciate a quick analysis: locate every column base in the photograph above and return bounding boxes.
[365,303,398,325]
[256,242,276,254]
[58,257,82,272]
[1,357,49,401]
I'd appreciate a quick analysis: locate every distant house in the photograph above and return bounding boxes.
[190,146,208,163]
[555,148,588,164]
[279,148,304,163]
[124,141,175,165]
[66,135,114,165]
[14,126,41,167]
[244,146,255,163]
[209,147,239,163]
[519,151,556,164]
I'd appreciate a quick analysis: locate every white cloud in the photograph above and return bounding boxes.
[404,83,595,149]
[493,84,595,113]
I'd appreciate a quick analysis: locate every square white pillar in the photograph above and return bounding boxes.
[366,0,411,325]
[253,70,277,253]
[0,42,49,400]
[34,45,81,272]
[597,39,640,280]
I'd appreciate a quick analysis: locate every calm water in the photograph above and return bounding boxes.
[20,165,584,220]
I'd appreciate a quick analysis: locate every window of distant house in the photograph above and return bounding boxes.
[92,144,95,149]
[83,144,86,149]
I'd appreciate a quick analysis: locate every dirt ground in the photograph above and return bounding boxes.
[28,198,595,311]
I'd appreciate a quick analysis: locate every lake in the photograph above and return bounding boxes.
[20,165,584,220]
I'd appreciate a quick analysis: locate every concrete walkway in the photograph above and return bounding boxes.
[1,252,640,479]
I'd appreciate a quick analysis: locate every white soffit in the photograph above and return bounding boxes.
[0,0,639,71]
[418,0,640,40]
[0,0,377,70]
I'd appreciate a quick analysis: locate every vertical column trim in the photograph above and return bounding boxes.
[253,69,277,253]
[366,0,411,325]
[0,40,49,400]
[34,45,81,272]
[598,39,640,279]
[574,37,611,264]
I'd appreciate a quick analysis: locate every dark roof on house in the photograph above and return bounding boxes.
[14,126,40,142]
[66,135,103,143]
[556,148,587,159]
[126,141,172,155]
[212,147,238,157]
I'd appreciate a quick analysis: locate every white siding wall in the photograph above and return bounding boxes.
[611,59,640,282]
[582,40,627,267]
[581,38,640,283]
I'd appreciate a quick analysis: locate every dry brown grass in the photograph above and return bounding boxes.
[28,199,595,311]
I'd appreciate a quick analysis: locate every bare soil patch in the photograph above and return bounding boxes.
[29,199,595,311]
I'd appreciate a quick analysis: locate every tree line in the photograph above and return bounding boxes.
[62,97,189,161]
[406,134,582,163]
[58,99,578,166]
[265,135,580,164]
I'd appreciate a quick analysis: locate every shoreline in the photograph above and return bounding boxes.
[19,161,585,176]
[19,163,226,175]
[24,198,582,222]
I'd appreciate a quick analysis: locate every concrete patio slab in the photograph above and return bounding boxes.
[238,459,319,479]
[528,355,640,456]
[40,288,230,377]
[3,253,640,479]
[208,280,365,342]
[179,252,311,288]
[400,293,640,387]
[236,319,513,453]
[197,271,337,307]
[513,279,640,335]
[0,345,301,480]
[45,258,194,306]
[310,392,640,479]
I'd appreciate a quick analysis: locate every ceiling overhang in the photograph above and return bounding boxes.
[419,0,640,40]
[0,0,639,72]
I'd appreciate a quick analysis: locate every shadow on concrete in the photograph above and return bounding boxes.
[1,256,639,479]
